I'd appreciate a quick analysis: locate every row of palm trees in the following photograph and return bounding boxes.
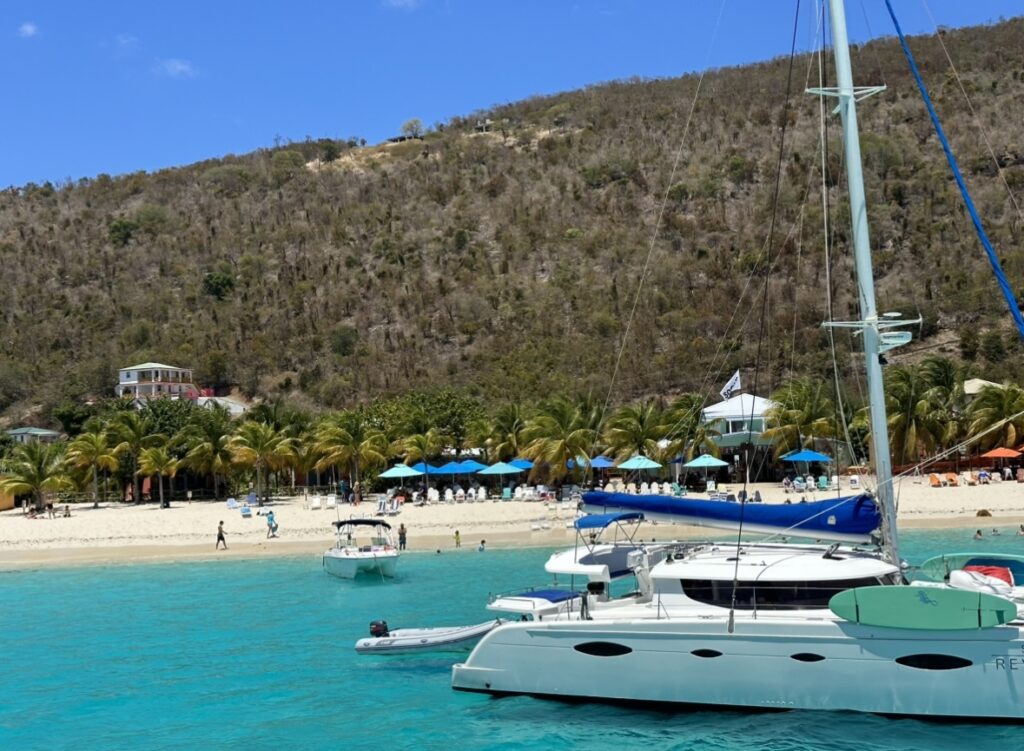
[0,393,721,509]
[3,356,1021,508]
[761,358,1024,465]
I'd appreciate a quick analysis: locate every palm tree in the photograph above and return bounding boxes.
[762,377,836,459]
[399,428,448,467]
[882,365,943,464]
[521,397,596,483]
[315,411,388,493]
[0,441,72,512]
[230,421,295,504]
[489,403,530,461]
[139,446,179,508]
[664,393,720,461]
[180,405,235,501]
[919,356,968,452]
[65,430,120,508]
[603,400,667,462]
[967,385,1024,452]
[110,411,163,503]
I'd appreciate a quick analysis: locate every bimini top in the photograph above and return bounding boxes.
[575,512,645,530]
[333,519,392,530]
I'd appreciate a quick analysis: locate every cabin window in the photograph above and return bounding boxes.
[679,577,884,610]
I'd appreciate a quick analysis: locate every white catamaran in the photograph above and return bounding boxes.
[452,0,1024,720]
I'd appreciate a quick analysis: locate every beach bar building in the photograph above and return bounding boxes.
[701,393,777,481]
[118,362,197,400]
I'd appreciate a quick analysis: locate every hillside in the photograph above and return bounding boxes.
[2,18,1023,425]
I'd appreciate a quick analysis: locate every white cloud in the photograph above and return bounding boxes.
[382,0,422,10]
[155,58,198,78]
[18,22,38,38]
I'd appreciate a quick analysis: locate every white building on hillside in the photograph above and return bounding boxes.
[118,362,198,400]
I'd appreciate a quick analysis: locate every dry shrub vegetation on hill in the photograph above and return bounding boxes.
[1,19,1023,425]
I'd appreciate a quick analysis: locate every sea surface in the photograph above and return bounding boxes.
[1,529,1022,751]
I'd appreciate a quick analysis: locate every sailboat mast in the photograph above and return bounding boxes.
[825,0,900,563]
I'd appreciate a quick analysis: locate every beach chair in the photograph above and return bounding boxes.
[706,479,716,492]
[817,476,829,491]
[848,475,860,489]
[671,482,683,496]
[514,486,524,500]
[427,488,440,504]
[639,482,650,494]
[964,472,978,486]
[502,487,512,501]
[444,488,455,503]
[929,473,942,488]
[326,494,337,509]
[455,488,466,503]
[310,495,322,510]
[226,498,239,509]
[793,478,807,493]
[945,473,960,487]
[240,505,252,518]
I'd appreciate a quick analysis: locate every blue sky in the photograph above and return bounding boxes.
[2,1,1020,187]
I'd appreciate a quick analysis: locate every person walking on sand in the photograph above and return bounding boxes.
[266,510,278,538]
[217,521,228,550]
[454,530,461,548]
[398,523,407,551]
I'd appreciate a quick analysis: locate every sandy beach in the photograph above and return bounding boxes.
[3,475,1024,569]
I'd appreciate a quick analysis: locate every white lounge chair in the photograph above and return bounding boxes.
[310,496,322,510]
[427,488,440,504]
[849,475,860,489]
[514,486,524,500]
[444,488,455,504]
[639,482,650,494]
[326,494,337,509]
[226,498,239,509]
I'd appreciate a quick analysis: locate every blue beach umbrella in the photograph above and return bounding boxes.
[478,461,525,476]
[379,464,423,479]
[409,462,442,475]
[617,455,662,471]
[509,458,534,470]
[782,449,832,463]
[457,459,487,473]
[435,461,464,474]
[683,453,729,486]
[590,456,615,469]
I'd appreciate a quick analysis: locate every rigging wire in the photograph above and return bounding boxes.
[884,0,1024,341]
[591,0,729,473]
[728,0,803,635]
[818,0,860,481]
[919,0,1023,224]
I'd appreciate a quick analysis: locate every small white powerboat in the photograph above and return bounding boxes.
[323,519,399,580]
[355,619,503,655]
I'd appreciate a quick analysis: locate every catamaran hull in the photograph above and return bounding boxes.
[323,551,399,579]
[452,619,1024,720]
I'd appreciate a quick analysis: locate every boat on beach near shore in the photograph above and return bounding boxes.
[323,519,399,580]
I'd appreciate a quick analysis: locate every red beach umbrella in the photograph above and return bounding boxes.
[981,448,1022,459]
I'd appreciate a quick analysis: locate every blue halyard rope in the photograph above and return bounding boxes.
[884,0,1024,340]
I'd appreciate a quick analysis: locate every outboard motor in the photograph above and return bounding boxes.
[369,620,389,637]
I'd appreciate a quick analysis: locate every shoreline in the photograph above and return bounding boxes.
[2,513,1021,571]
[4,476,1024,570]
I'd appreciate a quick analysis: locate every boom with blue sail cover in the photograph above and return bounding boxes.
[581,490,880,543]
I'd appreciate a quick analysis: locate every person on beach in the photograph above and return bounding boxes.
[46,501,55,519]
[217,521,228,550]
[992,528,1001,536]
[62,505,71,518]
[974,529,983,541]
[398,523,407,551]
[266,510,278,538]
[454,530,461,548]
[478,540,486,552]
[1017,524,1024,536]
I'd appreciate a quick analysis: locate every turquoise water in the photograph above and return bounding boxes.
[1,529,1023,750]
